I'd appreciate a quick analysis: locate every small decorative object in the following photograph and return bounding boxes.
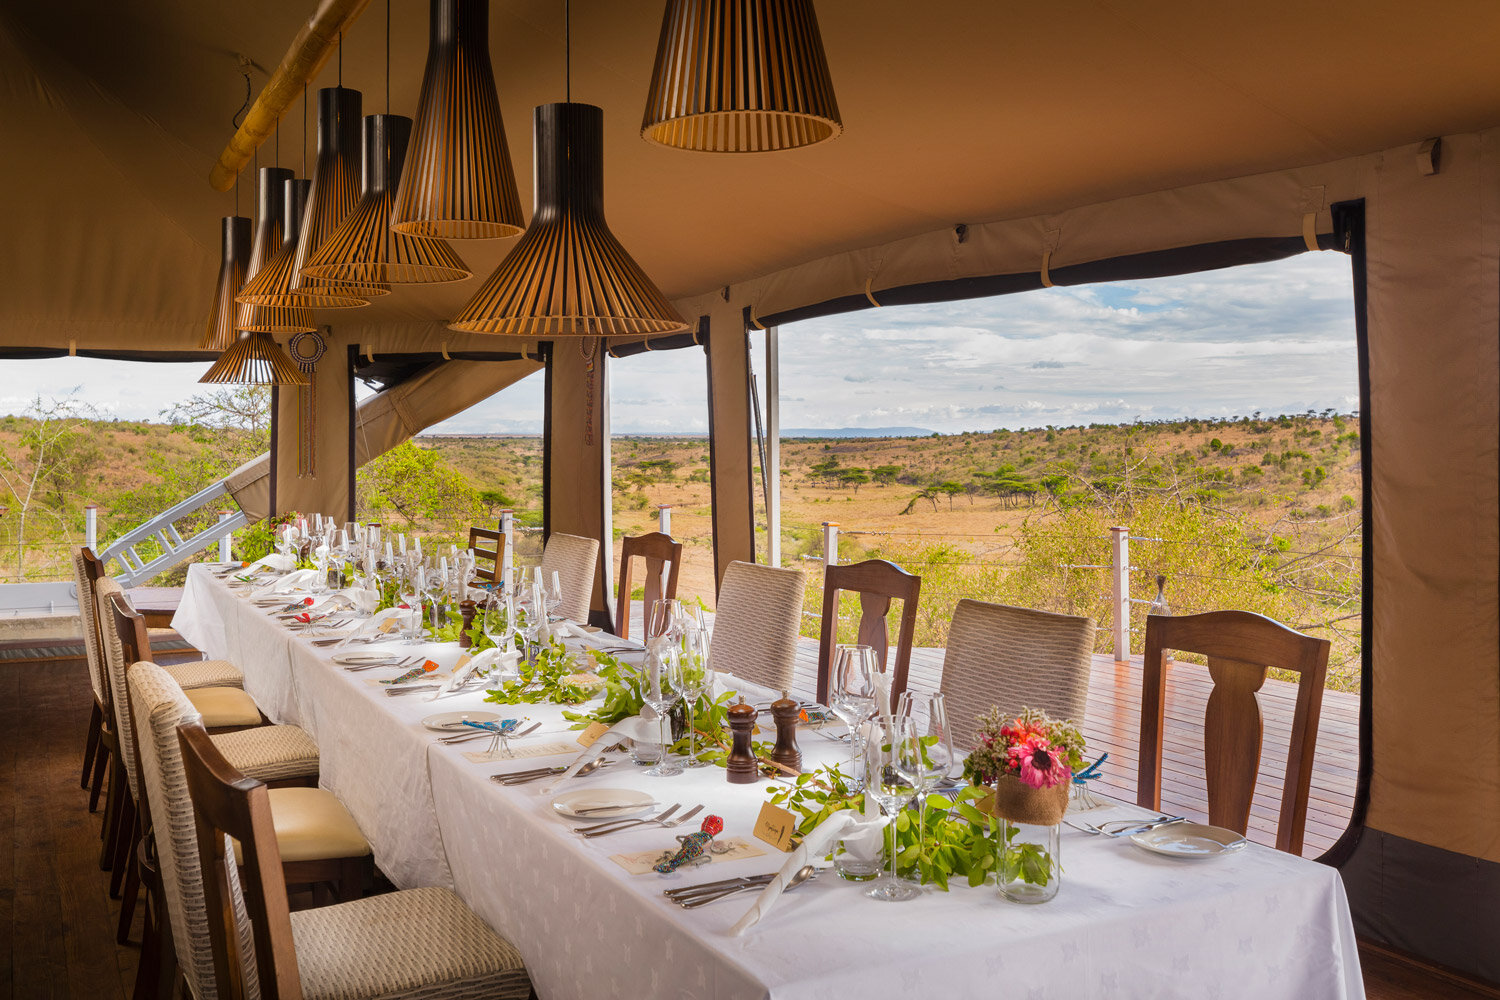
[287,330,327,477]
[381,660,441,685]
[653,815,725,873]
[458,599,477,648]
[964,706,1086,904]
[725,701,760,784]
[769,691,802,774]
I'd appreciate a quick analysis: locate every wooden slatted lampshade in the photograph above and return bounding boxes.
[391,0,524,239]
[244,87,385,308]
[235,169,316,334]
[199,332,309,386]
[449,102,688,337]
[235,179,328,329]
[302,114,472,284]
[641,0,842,152]
[200,215,251,351]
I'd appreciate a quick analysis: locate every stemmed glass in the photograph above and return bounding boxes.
[274,523,296,563]
[547,570,565,618]
[643,639,685,777]
[896,691,955,885]
[678,623,713,768]
[522,582,550,662]
[648,598,683,644]
[863,716,923,902]
[310,534,330,594]
[829,645,879,786]
[398,564,423,644]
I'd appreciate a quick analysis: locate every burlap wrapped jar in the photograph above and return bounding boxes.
[976,773,1071,826]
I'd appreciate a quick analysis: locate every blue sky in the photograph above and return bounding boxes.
[0,251,1357,434]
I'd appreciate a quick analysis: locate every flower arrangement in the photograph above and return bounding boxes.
[962,707,1086,790]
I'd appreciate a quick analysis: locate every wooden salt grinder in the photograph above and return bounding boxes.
[769,692,802,774]
[458,600,477,649]
[726,701,760,784]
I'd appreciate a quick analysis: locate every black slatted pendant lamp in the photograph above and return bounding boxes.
[200,331,310,386]
[236,177,318,332]
[641,0,842,153]
[391,0,524,239]
[243,87,386,307]
[449,2,687,336]
[235,167,315,334]
[200,215,251,350]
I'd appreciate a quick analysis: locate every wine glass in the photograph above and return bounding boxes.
[648,598,683,644]
[678,623,713,768]
[643,640,684,777]
[522,582,550,662]
[896,691,955,885]
[480,591,520,684]
[829,645,878,786]
[863,716,922,902]
[310,535,330,594]
[547,570,564,616]
[398,564,423,645]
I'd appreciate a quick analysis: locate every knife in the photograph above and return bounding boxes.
[1106,816,1187,837]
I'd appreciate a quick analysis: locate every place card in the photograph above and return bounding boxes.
[752,802,798,852]
[462,740,577,764]
[454,653,472,671]
[576,721,611,748]
[609,837,766,876]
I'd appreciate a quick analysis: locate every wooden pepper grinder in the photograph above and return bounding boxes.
[725,701,760,784]
[769,691,802,774]
[458,600,477,649]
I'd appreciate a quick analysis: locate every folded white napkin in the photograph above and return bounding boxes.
[541,716,644,793]
[250,569,320,597]
[334,606,408,648]
[729,809,885,937]
[237,553,295,575]
[428,648,521,701]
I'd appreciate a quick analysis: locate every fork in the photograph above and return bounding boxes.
[580,804,703,838]
[440,722,541,745]
[344,656,420,672]
[575,803,679,836]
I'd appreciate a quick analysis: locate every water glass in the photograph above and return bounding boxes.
[643,640,684,777]
[896,691,955,884]
[829,645,878,786]
[678,624,713,768]
[863,717,922,902]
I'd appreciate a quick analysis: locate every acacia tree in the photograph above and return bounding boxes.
[0,396,101,581]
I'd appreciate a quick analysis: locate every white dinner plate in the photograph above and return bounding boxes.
[332,651,399,666]
[422,711,502,732]
[551,788,654,821]
[1129,822,1246,858]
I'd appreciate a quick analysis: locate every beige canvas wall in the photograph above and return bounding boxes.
[545,345,613,626]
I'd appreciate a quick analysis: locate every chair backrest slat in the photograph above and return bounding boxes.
[814,560,921,705]
[616,532,683,641]
[1138,610,1330,855]
[468,524,502,584]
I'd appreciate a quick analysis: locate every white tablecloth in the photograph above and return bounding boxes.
[175,566,1365,1000]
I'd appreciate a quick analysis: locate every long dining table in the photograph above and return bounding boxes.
[173,564,1365,1000]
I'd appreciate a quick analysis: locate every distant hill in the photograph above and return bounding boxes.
[780,426,936,439]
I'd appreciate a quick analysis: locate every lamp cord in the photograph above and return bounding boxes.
[233,62,252,216]
[386,0,391,114]
[565,0,571,102]
[303,85,308,175]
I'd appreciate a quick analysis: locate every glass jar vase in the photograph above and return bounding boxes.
[998,819,1061,903]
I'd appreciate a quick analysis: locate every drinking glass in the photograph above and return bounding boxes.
[863,717,922,902]
[678,623,713,768]
[547,570,565,615]
[829,645,878,787]
[643,640,684,777]
[522,583,550,662]
[310,537,330,594]
[896,691,955,885]
[648,598,683,644]
[398,566,423,644]
[274,524,295,561]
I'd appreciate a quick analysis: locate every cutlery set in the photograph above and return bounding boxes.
[489,758,615,785]
[343,656,423,672]
[1065,815,1186,837]
[438,722,541,745]
[575,803,704,838]
[662,865,818,908]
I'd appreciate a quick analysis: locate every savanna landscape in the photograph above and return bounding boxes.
[1,390,1362,689]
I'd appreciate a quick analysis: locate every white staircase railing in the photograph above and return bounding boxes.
[98,480,249,586]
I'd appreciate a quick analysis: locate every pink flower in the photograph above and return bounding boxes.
[1013,736,1071,789]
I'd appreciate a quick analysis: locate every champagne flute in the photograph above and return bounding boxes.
[863,716,922,902]
[897,691,955,885]
[829,645,878,787]
[643,640,684,777]
[678,623,713,768]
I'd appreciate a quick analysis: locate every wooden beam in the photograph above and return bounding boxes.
[208,0,371,192]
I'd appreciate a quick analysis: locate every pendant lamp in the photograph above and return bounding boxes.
[236,168,316,334]
[200,215,251,350]
[641,0,842,152]
[302,115,472,284]
[391,0,524,239]
[449,102,688,336]
[235,179,319,333]
[200,332,310,386]
[243,87,385,307]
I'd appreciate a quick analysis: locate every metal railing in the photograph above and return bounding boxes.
[98,480,247,587]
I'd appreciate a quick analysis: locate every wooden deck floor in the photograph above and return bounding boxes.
[3,641,1493,1000]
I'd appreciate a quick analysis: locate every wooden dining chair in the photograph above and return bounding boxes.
[616,531,682,641]
[176,719,532,1000]
[468,523,503,584]
[707,561,807,692]
[72,547,112,808]
[815,559,921,706]
[540,531,600,622]
[939,599,1095,750]
[1138,610,1330,856]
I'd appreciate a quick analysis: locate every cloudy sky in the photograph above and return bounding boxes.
[1,252,1357,435]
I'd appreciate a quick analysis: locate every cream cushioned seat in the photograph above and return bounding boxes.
[165,658,245,690]
[211,725,320,783]
[260,787,372,863]
[184,686,263,728]
[289,886,530,1000]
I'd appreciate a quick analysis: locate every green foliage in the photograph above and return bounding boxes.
[483,638,601,707]
[358,442,484,533]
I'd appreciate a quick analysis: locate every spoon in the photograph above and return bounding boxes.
[679,865,817,908]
